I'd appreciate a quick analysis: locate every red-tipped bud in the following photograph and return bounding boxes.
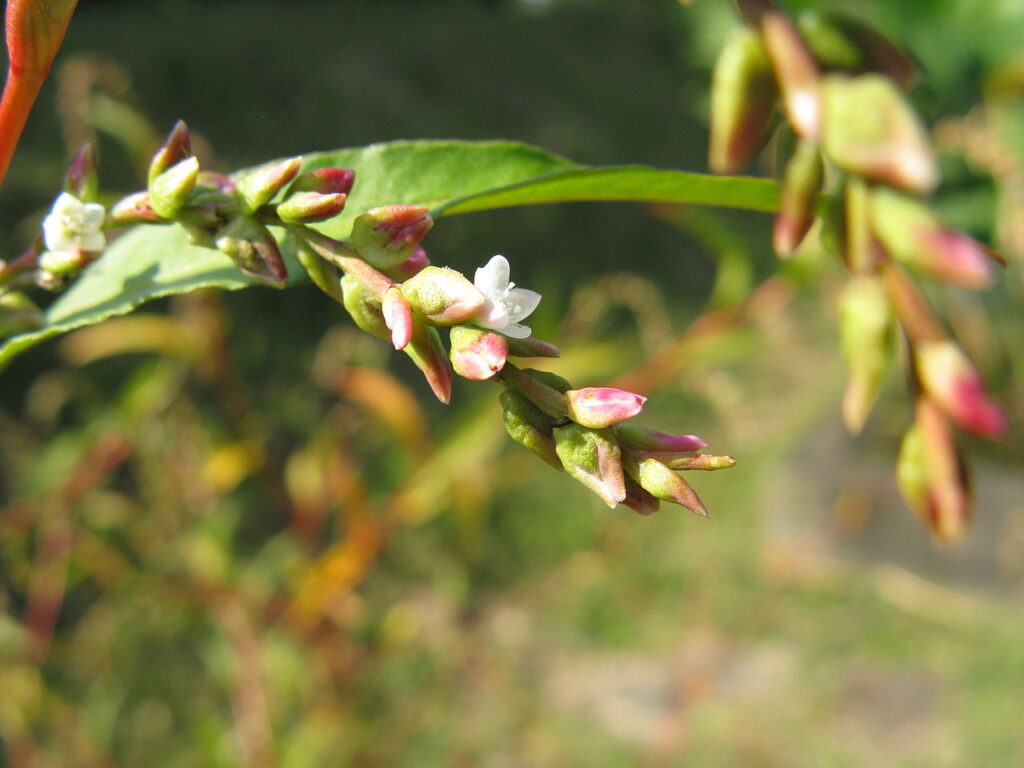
[914,340,1006,439]
[64,143,98,202]
[276,191,348,224]
[449,325,508,380]
[614,424,707,453]
[382,286,413,350]
[898,399,971,542]
[215,215,288,286]
[237,156,301,214]
[623,476,660,516]
[761,11,821,140]
[708,26,777,174]
[110,191,162,224]
[871,188,992,289]
[148,120,192,185]
[565,387,646,429]
[774,138,823,256]
[387,246,431,281]
[821,74,937,194]
[148,156,199,220]
[400,266,485,326]
[287,167,355,196]
[553,423,627,508]
[351,205,434,270]
[499,389,562,470]
[840,276,895,433]
[623,453,708,516]
[403,322,453,404]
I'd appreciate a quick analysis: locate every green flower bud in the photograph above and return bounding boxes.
[797,10,916,88]
[401,266,485,326]
[622,453,708,516]
[773,138,823,257]
[709,25,777,174]
[149,156,200,220]
[554,423,626,508]
[148,120,192,186]
[215,215,287,286]
[500,389,562,470]
[761,11,821,140]
[821,73,937,193]
[340,274,389,340]
[110,192,162,224]
[236,157,301,214]
[276,191,347,224]
[839,276,895,433]
[351,205,433,270]
[295,240,342,302]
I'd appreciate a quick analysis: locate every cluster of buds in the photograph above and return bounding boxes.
[498,367,733,514]
[709,0,1007,540]
[15,120,735,517]
[109,121,353,287]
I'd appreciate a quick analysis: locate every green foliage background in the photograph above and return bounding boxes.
[1,1,1022,766]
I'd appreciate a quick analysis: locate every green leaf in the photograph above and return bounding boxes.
[1,139,778,368]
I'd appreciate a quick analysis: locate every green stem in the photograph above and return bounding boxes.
[287,224,392,299]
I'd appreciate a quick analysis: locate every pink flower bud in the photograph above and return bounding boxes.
[237,156,301,214]
[382,286,413,351]
[65,142,98,201]
[915,340,1006,439]
[276,191,348,224]
[449,326,508,380]
[287,167,355,196]
[871,188,992,289]
[351,205,433,270]
[614,424,706,453]
[110,191,162,224]
[400,266,485,326]
[553,423,626,508]
[565,387,646,429]
[388,246,431,281]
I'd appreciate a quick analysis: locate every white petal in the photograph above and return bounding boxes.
[52,192,81,217]
[503,288,542,323]
[82,203,105,231]
[476,299,509,329]
[501,322,533,339]
[42,214,74,252]
[474,255,510,298]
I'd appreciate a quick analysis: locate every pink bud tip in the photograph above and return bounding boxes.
[389,246,431,281]
[565,387,646,429]
[450,328,509,381]
[382,286,413,351]
[615,425,707,453]
[309,168,355,195]
[918,229,993,290]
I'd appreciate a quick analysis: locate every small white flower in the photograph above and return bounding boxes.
[473,255,541,339]
[42,192,106,254]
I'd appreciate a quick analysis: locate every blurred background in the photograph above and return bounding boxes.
[1,0,1023,765]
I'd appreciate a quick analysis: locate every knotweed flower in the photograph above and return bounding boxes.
[42,192,105,254]
[473,255,541,339]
